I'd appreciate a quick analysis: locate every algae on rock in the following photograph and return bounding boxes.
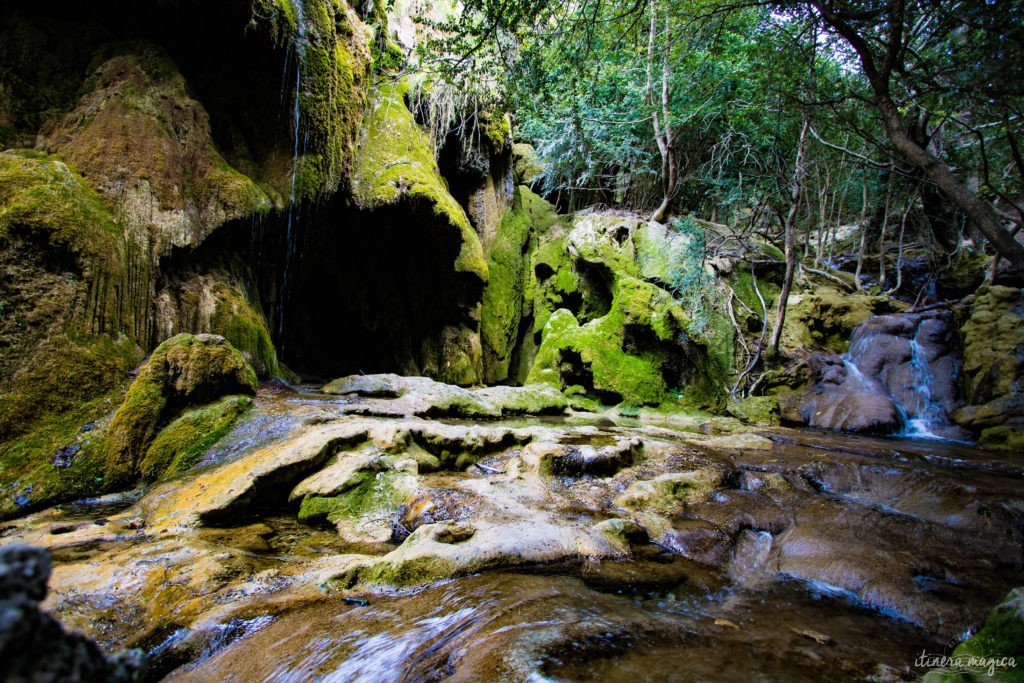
[480,186,561,383]
[522,213,735,408]
[102,334,258,486]
[951,285,1024,451]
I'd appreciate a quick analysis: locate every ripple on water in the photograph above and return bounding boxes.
[168,572,943,683]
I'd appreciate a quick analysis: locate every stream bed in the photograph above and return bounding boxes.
[3,382,1022,681]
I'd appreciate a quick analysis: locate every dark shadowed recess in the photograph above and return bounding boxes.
[0,0,291,175]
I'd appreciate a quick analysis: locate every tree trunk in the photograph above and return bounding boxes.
[647,4,675,223]
[879,100,1024,271]
[770,114,811,355]
[809,0,1024,273]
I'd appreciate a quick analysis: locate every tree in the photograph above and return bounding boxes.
[795,0,1024,272]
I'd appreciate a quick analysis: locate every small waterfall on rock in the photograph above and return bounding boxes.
[277,0,308,348]
[842,309,964,440]
[900,339,947,437]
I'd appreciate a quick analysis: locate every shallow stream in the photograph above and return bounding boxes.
[3,383,1022,681]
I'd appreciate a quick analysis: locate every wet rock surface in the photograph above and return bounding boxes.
[781,308,970,438]
[1,381,1022,681]
[0,544,144,683]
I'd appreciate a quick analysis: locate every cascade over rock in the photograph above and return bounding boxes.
[780,307,970,439]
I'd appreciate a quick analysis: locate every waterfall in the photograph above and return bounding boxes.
[842,311,962,440]
[900,339,947,438]
[277,0,308,347]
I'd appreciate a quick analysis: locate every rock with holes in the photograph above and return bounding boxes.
[616,469,724,513]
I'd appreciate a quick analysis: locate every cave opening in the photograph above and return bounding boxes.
[1,0,294,173]
[255,197,484,381]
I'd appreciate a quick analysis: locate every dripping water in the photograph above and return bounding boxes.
[277,0,308,349]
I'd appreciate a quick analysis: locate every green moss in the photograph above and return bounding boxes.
[481,186,536,382]
[0,335,137,441]
[138,395,252,481]
[615,470,722,513]
[978,425,1024,453]
[211,290,281,378]
[0,384,124,520]
[297,470,404,524]
[783,288,903,353]
[357,555,460,588]
[728,268,780,320]
[351,82,486,280]
[954,588,1024,660]
[526,279,680,406]
[727,395,780,425]
[478,110,511,149]
[102,334,257,486]
[959,285,1024,405]
[249,0,300,45]
[922,587,1024,682]
[0,150,121,279]
[512,143,543,184]
[248,0,369,199]
[532,235,579,334]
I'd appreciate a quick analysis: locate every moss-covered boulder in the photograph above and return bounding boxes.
[103,334,257,486]
[471,210,734,409]
[512,143,543,185]
[922,587,1024,682]
[138,395,253,482]
[951,285,1024,450]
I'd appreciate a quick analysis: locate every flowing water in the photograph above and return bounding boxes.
[167,571,946,682]
[842,310,963,440]
[7,383,1021,682]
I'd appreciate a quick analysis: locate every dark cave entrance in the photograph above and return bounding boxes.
[257,199,484,380]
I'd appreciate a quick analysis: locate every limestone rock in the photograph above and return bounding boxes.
[952,285,1024,450]
[616,469,723,512]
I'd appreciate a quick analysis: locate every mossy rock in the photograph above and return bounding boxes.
[297,469,414,526]
[922,587,1024,682]
[480,186,559,382]
[351,81,486,281]
[959,285,1024,405]
[782,287,904,353]
[157,268,282,379]
[41,46,272,244]
[138,395,253,482]
[527,275,727,408]
[727,395,781,426]
[102,334,257,486]
[951,285,1024,448]
[512,143,544,185]
[0,378,127,520]
[615,469,723,513]
[568,214,642,278]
